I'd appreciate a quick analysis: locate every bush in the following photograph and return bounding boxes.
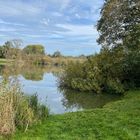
[59,47,140,94]
[59,60,102,93]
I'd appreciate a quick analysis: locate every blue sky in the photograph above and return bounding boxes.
[0,0,104,56]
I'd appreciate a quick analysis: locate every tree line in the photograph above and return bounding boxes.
[0,41,63,59]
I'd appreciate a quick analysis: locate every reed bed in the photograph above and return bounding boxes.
[0,79,49,135]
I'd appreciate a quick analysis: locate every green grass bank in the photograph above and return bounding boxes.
[2,90,140,140]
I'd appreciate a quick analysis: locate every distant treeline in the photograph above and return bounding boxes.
[0,41,61,59]
[0,40,87,59]
[0,41,86,66]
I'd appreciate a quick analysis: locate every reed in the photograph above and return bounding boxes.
[0,79,49,135]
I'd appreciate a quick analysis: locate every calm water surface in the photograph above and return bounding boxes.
[0,65,121,114]
[19,73,75,114]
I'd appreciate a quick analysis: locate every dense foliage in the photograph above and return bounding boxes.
[97,0,140,48]
[23,45,45,55]
[59,0,140,94]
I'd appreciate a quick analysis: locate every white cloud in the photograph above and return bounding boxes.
[55,24,98,36]
[0,34,7,37]
[0,0,41,17]
[0,19,25,26]
[0,27,17,32]
[75,13,81,19]
[21,34,46,38]
[60,0,71,11]
[40,18,50,26]
[52,12,63,17]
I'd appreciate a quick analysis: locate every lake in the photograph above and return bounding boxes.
[0,65,121,114]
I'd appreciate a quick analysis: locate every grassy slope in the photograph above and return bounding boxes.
[9,90,140,140]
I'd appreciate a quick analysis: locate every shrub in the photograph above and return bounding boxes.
[59,60,102,93]
[59,47,140,94]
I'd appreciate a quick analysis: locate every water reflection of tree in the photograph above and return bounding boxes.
[0,64,62,81]
[60,88,121,110]
[0,64,43,81]
[22,66,44,81]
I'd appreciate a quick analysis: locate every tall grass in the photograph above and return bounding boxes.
[0,79,49,135]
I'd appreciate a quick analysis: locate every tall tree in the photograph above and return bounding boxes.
[97,0,140,89]
[97,0,140,49]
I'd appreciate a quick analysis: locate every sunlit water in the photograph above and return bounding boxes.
[18,73,80,114]
[0,65,121,114]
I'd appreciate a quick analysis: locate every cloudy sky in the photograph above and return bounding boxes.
[0,0,104,56]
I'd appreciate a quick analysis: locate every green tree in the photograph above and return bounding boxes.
[23,45,45,55]
[96,0,140,91]
[97,0,140,48]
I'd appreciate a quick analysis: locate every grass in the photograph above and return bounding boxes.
[0,56,85,67]
[2,90,140,140]
[23,55,86,67]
